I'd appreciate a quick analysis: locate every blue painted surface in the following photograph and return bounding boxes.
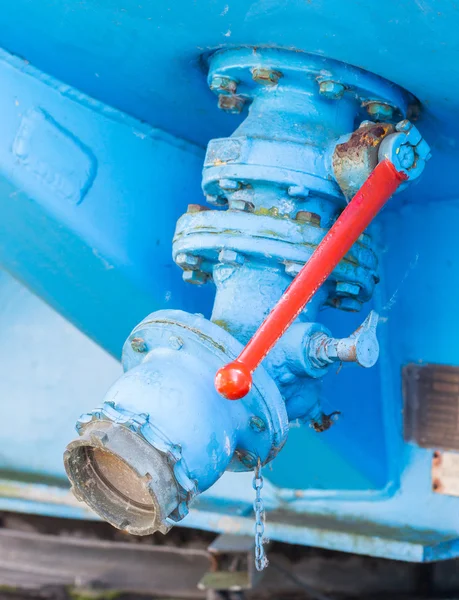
[0,0,458,563]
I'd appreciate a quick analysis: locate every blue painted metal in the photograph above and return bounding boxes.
[0,0,457,563]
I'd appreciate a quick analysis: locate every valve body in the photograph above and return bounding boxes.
[64,48,426,535]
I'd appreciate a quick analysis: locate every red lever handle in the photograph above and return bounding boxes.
[215,159,408,400]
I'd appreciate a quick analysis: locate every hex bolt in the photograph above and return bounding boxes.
[168,335,184,350]
[336,282,361,297]
[131,337,147,353]
[319,80,345,100]
[295,211,321,226]
[209,75,237,94]
[218,249,244,266]
[187,204,210,214]
[366,101,394,121]
[228,199,254,212]
[252,67,282,86]
[287,184,309,198]
[339,297,362,312]
[218,94,245,114]
[284,261,303,277]
[175,252,201,270]
[183,270,208,285]
[249,416,267,432]
[219,179,241,192]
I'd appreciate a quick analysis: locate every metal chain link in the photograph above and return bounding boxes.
[253,458,269,571]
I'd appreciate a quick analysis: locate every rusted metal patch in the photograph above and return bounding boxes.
[431,450,459,496]
[404,364,459,451]
[333,122,394,199]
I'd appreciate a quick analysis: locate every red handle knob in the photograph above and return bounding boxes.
[215,159,407,400]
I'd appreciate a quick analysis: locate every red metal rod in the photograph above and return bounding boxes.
[215,159,408,400]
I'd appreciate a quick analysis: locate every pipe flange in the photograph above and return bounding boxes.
[173,210,378,303]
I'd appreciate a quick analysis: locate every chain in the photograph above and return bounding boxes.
[253,458,269,571]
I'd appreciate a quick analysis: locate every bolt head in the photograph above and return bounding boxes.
[219,178,241,192]
[366,101,394,121]
[228,199,254,212]
[183,270,208,285]
[218,249,244,266]
[336,282,361,297]
[131,337,147,353]
[168,335,184,350]
[176,253,201,270]
[338,297,362,312]
[187,204,210,214]
[295,211,321,226]
[319,80,345,99]
[209,75,237,94]
[284,261,303,277]
[218,94,245,114]
[249,416,267,432]
[252,67,282,86]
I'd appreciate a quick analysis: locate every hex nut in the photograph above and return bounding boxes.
[295,211,321,226]
[131,337,147,353]
[218,94,245,114]
[175,253,201,270]
[218,249,244,266]
[285,262,303,277]
[252,67,282,86]
[209,76,237,94]
[182,271,208,285]
[228,199,254,212]
[336,282,361,297]
[319,80,345,100]
[366,101,394,121]
[338,297,362,312]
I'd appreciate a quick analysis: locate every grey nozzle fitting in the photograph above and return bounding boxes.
[64,420,180,535]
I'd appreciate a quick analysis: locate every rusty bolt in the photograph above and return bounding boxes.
[219,179,241,192]
[218,94,245,114]
[249,416,267,432]
[338,297,362,312]
[336,282,360,297]
[209,75,237,94]
[131,337,147,353]
[218,249,244,266]
[183,270,208,285]
[295,211,321,226]
[366,101,394,121]
[228,199,254,212]
[168,335,184,350]
[284,261,303,277]
[252,67,282,86]
[176,252,201,270]
[319,80,345,100]
[187,204,210,214]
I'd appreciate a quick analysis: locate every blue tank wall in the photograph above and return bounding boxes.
[0,0,458,562]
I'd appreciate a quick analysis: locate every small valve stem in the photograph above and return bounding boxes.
[310,310,380,369]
